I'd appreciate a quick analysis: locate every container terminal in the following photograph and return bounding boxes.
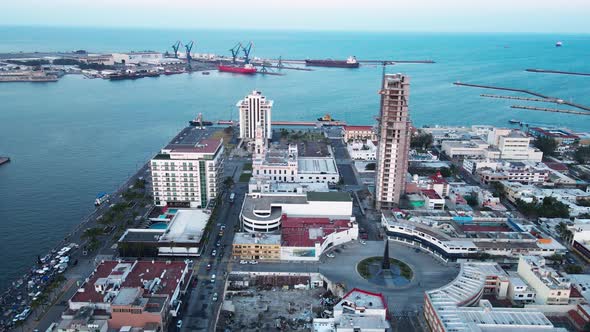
[0,40,435,82]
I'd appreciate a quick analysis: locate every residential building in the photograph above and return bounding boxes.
[313,288,390,332]
[406,172,449,198]
[150,127,224,208]
[441,139,500,159]
[347,139,377,160]
[375,73,411,209]
[57,307,109,332]
[501,181,590,216]
[517,256,571,305]
[495,130,543,161]
[68,260,191,330]
[343,125,377,142]
[424,263,566,332]
[232,233,281,260]
[237,90,273,141]
[476,161,550,185]
[528,127,580,146]
[421,189,445,210]
[507,274,537,304]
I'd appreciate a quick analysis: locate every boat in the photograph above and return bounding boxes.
[305,56,359,68]
[318,113,339,122]
[556,41,563,47]
[508,119,521,124]
[189,113,213,126]
[202,71,210,75]
[95,192,110,206]
[164,69,184,75]
[218,63,257,74]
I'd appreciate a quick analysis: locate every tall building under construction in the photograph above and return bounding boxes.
[375,73,411,209]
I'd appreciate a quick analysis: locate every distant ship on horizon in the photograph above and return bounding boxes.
[556,41,563,47]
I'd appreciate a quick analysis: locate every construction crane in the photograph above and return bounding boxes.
[242,42,253,64]
[171,41,182,58]
[185,41,195,68]
[229,43,242,64]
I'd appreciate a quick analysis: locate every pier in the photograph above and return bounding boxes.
[510,105,590,116]
[0,157,10,166]
[480,94,564,104]
[455,82,590,113]
[216,120,347,127]
[525,69,590,77]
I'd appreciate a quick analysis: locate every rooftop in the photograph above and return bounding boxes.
[233,232,281,246]
[70,260,189,304]
[344,125,373,131]
[158,209,209,244]
[161,126,223,155]
[335,288,387,311]
[281,216,353,247]
[298,157,338,174]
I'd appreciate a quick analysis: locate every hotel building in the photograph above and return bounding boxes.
[237,90,273,141]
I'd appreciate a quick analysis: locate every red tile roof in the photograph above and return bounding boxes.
[281,216,352,248]
[70,260,188,304]
[544,162,569,172]
[421,189,442,200]
[568,309,587,328]
[429,171,447,184]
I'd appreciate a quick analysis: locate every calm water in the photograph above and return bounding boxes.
[1,26,590,288]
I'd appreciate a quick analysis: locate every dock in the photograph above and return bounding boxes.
[455,82,590,113]
[0,157,10,166]
[480,94,564,104]
[510,105,590,116]
[525,69,590,77]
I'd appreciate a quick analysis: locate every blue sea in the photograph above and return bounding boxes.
[1,26,590,288]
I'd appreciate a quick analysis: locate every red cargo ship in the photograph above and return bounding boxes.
[218,64,257,74]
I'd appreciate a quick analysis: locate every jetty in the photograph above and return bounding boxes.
[480,94,565,104]
[510,105,590,116]
[525,69,590,77]
[455,82,590,113]
[0,157,10,166]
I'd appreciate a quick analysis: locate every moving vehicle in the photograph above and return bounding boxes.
[211,249,217,257]
[212,292,218,301]
[326,253,335,258]
[206,264,212,270]
[176,320,183,329]
[211,274,216,283]
[239,260,248,265]
[229,192,235,203]
[249,260,258,265]
[94,192,109,206]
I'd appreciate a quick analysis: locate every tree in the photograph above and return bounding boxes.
[223,176,235,188]
[133,178,146,189]
[465,195,479,207]
[82,227,103,240]
[564,264,583,274]
[574,146,590,164]
[516,197,570,218]
[365,163,376,171]
[411,132,434,150]
[533,136,558,156]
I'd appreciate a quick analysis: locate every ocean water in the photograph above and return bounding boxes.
[1,26,590,288]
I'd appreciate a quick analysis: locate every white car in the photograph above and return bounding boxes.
[211,274,216,283]
[239,260,248,265]
[212,292,219,301]
[326,253,335,258]
[249,260,258,265]
[176,320,183,328]
[360,240,367,245]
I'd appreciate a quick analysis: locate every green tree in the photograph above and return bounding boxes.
[411,132,434,150]
[365,163,376,171]
[574,146,590,164]
[533,136,558,156]
[564,264,583,274]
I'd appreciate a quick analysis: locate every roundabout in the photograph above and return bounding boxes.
[356,256,413,287]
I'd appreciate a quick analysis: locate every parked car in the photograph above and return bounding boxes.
[206,264,212,271]
[211,274,216,283]
[211,250,217,257]
[249,260,258,265]
[326,253,335,258]
[360,240,367,245]
[239,260,248,265]
[176,320,183,329]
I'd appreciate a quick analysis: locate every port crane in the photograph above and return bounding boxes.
[242,42,254,64]
[229,43,242,64]
[185,41,195,68]
[171,41,182,58]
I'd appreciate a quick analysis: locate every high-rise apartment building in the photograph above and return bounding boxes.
[150,127,224,208]
[237,90,273,141]
[375,73,411,209]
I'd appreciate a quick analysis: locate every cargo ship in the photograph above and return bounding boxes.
[305,56,359,68]
[109,71,160,80]
[189,113,213,126]
[218,63,257,74]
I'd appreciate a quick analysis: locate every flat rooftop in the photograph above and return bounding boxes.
[119,229,165,243]
[159,209,209,244]
[160,126,223,154]
[281,216,353,247]
[336,288,387,311]
[234,232,281,246]
[298,157,338,174]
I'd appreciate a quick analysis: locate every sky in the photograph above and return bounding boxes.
[2,0,590,33]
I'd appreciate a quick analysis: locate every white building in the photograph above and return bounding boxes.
[112,51,164,65]
[240,191,352,233]
[252,127,340,185]
[441,139,500,159]
[501,181,590,216]
[150,127,224,208]
[424,262,566,332]
[494,130,543,162]
[313,288,390,332]
[517,256,571,305]
[237,90,273,141]
[347,139,377,160]
[476,161,550,185]
[507,273,537,304]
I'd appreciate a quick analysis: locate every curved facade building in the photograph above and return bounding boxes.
[240,192,353,233]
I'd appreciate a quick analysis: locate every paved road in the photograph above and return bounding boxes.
[179,159,248,332]
[233,240,459,314]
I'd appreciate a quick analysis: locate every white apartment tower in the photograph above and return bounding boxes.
[375,73,411,210]
[237,90,273,141]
